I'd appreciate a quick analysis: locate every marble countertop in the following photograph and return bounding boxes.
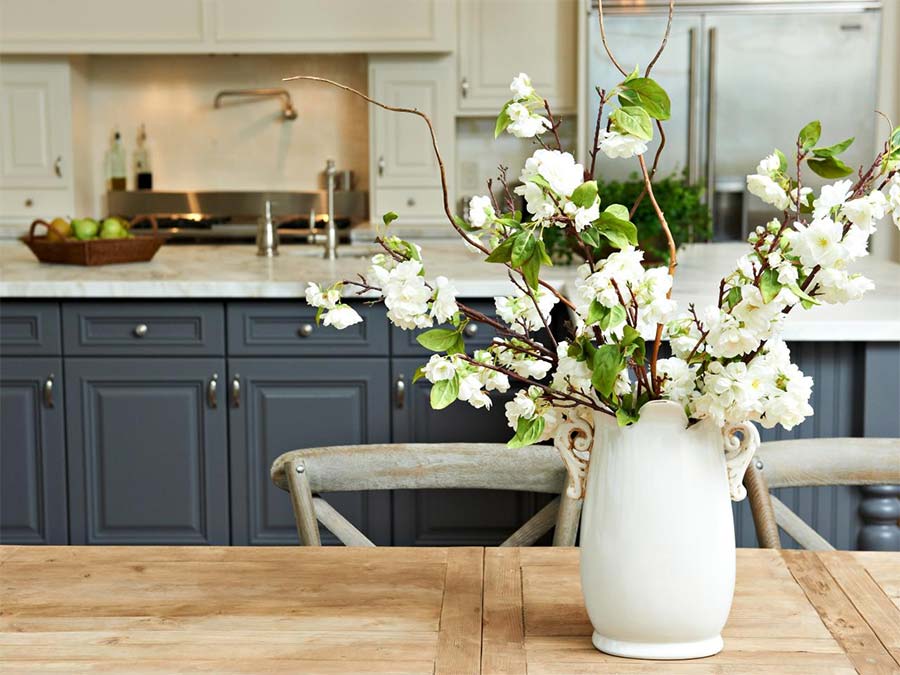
[1,239,898,341]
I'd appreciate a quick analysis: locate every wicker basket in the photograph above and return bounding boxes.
[21,216,167,266]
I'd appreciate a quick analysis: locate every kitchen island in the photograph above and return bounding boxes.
[1,240,898,550]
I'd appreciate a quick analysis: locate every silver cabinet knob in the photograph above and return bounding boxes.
[207,373,218,409]
[24,198,33,208]
[298,323,314,337]
[461,77,469,98]
[54,155,63,178]
[377,156,386,177]
[394,374,406,409]
[406,197,416,207]
[231,374,241,408]
[464,323,479,338]
[133,323,149,338]
[43,374,55,408]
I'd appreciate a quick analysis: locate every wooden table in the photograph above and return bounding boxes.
[1,546,898,674]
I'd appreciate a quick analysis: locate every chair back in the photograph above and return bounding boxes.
[744,437,900,550]
[271,443,582,547]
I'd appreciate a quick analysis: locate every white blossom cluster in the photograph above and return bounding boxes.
[746,152,811,212]
[515,149,600,232]
[495,286,558,332]
[572,246,677,340]
[504,73,553,139]
[304,283,363,329]
[422,350,510,410]
[597,130,648,160]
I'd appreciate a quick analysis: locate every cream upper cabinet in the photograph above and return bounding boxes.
[0,59,74,223]
[212,0,455,53]
[0,0,207,53]
[369,56,455,224]
[0,0,455,54]
[457,0,577,114]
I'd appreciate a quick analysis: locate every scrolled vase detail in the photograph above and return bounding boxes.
[555,400,760,660]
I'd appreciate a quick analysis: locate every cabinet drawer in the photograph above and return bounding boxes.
[0,188,74,224]
[227,302,389,356]
[391,299,500,357]
[62,302,224,356]
[373,187,446,223]
[0,302,61,356]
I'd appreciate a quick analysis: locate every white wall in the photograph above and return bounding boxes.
[72,54,368,217]
[873,0,899,262]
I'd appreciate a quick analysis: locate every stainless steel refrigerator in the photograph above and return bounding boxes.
[584,0,882,240]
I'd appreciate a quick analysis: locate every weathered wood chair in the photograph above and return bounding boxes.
[271,443,582,546]
[743,437,900,550]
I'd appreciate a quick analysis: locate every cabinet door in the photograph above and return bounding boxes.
[229,358,391,545]
[458,0,577,113]
[0,59,72,190]
[0,358,67,544]
[369,56,454,195]
[391,357,545,546]
[585,13,701,183]
[65,358,229,545]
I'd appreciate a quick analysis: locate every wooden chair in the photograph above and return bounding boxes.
[271,443,582,546]
[743,437,900,550]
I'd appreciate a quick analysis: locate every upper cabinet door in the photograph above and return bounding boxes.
[0,60,71,190]
[0,0,206,52]
[370,56,454,189]
[458,0,577,114]
[212,0,455,53]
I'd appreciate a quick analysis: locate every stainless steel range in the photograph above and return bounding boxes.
[106,189,368,244]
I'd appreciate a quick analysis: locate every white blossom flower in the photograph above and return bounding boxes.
[518,149,583,199]
[468,195,495,229]
[563,198,600,232]
[430,276,458,323]
[756,152,781,176]
[551,342,593,395]
[656,357,697,406]
[732,285,784,335]
[505,389,537,427]
[812,179,853,219]
[747,174,790,211]
[383,260,433,330]
[887,174,900,229]
[841,191,887,233]
[507,102,552,139]
[841,226,870,261]
[598,130,648,159]
[423,354,457,383]
[786,218,848,268]
[515,181,554,220]
[321,304,363,330]
[702,306,760,358]
[510,72,534,100]
[495,287,558,333]
[814,268,874,304]
[690,361,762,426]
[305,282,341,310]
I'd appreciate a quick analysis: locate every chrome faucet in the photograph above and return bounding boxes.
[323,159,338,260]
[256,200,279,257]
[213,89,298,121]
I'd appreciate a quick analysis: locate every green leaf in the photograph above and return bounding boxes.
[624,64,640,82]
[600,304,627,332]
[812,137,854,158]
[604,203,630,221]
[535,239,553,266]
[571,180,599,208]
[787,281,820,307]
[616,407,640,427]
[412,366,427,383]
[453,214,477,233]
[580,227,600,248]
[382,211,399,227]
[759,268,782,304]
[416,328,462,352]
[494,101,513,138]
[807,155,854,179]
[610,106,653,141]
[495,216,521,229]
[798,120,821,152]
[619,77,671,121]
[591,344,624,398]
[621,325,645,364]
[775,148,789,174]
[725,286,742,308]
[596,209,638,249]
[485,236,516,263]
[586,300,606,325]
[522,251,541,291]
[315,306,324,325]
[511,233,536,267]
[528,174,552,192]
[507,415,545,449]
[430,375,459,410]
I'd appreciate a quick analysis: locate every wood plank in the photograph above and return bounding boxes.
[820,552,900,657]
[855,552,900,609]
[0,660,437,674]
[435,547,483,675]
[525,663,856,674]
[0,546,21,564]
[482,547,527,675]
[782,549,900,675]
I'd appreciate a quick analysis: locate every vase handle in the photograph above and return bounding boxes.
[722,421,760,502]
[554,408,595,500]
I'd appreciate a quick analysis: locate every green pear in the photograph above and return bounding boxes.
[100,217,128,239]
[72,218,99,240]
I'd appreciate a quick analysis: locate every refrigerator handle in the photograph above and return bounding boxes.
[705,26,718,230]
[687,27,701,192]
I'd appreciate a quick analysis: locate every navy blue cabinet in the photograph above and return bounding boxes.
[228,357,391,545]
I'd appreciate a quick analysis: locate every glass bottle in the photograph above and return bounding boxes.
[134,124,153,190]
[105,128,127,191]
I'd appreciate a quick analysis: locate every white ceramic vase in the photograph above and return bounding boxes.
[555,399,759,660]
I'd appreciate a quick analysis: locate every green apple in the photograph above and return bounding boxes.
[100,217,128,239]
[72,218,99,240]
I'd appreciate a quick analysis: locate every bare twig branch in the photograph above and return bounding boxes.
[597,1,628,77]
[645,0,675,76]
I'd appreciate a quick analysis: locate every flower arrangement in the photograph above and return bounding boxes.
[293,13,900,450]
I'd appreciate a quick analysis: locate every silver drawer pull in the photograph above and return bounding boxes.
[377,156,385,177]
[395,374,406,409]
[461,77,469,98]
[207,373,218,409]
[464,323,479,338]
[231,374,241,408]
[133,323,149,338]
[43,374,55,408]
[299,323,314,337]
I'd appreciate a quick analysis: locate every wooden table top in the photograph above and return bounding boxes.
[0,546,898,674]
